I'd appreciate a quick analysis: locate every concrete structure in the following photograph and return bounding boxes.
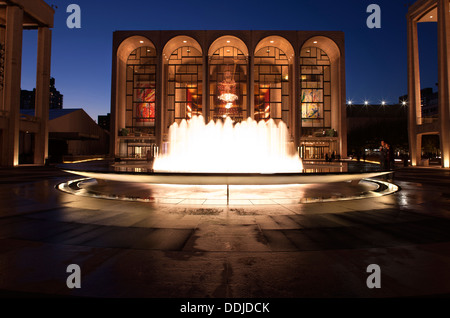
[110,31,347,160]
[0,0,54,166]
[407,0,450,167]
[21,108,110,163]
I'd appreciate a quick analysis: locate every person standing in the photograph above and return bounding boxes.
[379,140,388,170]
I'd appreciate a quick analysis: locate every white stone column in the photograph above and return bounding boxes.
[0,27,5,112]
[249,55,255,119]
[294,53,301,149]
[407,16,422,166]
[2,5,23,166]
[34,27,52,165]
[437,0,450,168]
[339,55,347,158]
[202,54,208,122]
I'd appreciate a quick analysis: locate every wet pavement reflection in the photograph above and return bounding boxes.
[0,165,450,298]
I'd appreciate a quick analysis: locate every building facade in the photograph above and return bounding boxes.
[110,30,347,160]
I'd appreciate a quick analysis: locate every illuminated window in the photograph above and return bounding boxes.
[165,46,203,126]
[254,46,290,125]
[209,46,248,122]
[126,46,157,136]
[300,47,331,136]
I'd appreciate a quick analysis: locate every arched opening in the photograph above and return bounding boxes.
[254,36,294,128]
[115,36,157,159]
[208,36,249,122]
[299,36,344,160]
[162,36,203,133]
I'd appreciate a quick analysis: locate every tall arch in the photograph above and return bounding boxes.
[208,36,249,122]
[162,36,203,135]
[113,36,157,158]
[299,36,346,159]
[254,36,295,130]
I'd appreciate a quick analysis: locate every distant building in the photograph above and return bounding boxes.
[347,102,408,155]
[20,109,109,163]
[98,113,111,131]
[20,89,35,109]
[20,77,63,110]
[49,77,63,109]
[399,87,438,118]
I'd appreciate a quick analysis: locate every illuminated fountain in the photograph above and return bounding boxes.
[59,114,396,205]
[153,115,303,174]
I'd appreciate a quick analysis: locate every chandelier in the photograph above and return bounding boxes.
[217,70,238,103]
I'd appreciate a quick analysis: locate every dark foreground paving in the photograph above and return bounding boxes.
[0,165,450,300]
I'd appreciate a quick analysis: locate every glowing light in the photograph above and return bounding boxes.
[347,100,352,105]
[153,116,303,173]
[63,158,106,164]
[219,93,238,103]
[139,40,144,44]
[217,71,238,103]
[270,40,274,43]
[402,101,407,106]
[225,103,233,109]
[313,41,318,44]
[227,40,230,43]
[381,101,386,105]
[183,40,187,43]
[364,101,369,105]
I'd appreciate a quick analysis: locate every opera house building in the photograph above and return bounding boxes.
[110,31,347,161]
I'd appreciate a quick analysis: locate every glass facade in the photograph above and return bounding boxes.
[209,46,248,122]
[113,32,346,160]
[254,46,290,125]
[300,47,331,137]
[126,46,157,136]
[165,46,203,128]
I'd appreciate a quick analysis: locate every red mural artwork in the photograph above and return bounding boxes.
[136,84,155,123]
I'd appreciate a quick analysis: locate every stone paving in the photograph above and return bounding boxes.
[0,165,450,298]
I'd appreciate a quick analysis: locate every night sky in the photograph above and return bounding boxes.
[20,0,438,122]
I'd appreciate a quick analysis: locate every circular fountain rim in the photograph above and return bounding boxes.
[61,167,392,186]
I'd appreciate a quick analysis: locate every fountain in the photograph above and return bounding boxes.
[153,116,303,174]
[58,115,396,205]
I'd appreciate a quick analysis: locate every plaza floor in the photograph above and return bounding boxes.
[0,165,450,298]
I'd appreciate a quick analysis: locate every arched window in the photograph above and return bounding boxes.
[300,47,331,136]
[254,46,290,124]
[165,46,203,126]
[209,45,248,122]
[126,46,157,136]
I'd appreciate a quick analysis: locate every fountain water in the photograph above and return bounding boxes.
[153,116,303,173]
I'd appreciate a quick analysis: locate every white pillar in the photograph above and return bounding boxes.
[34,27,52,165]
[407,16,422,166]
[438,0,450,168]
[2,5,23,166]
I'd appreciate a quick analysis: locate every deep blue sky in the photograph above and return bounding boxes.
[21,0,438,122]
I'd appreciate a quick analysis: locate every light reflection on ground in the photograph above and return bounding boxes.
[57,178,398,206]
